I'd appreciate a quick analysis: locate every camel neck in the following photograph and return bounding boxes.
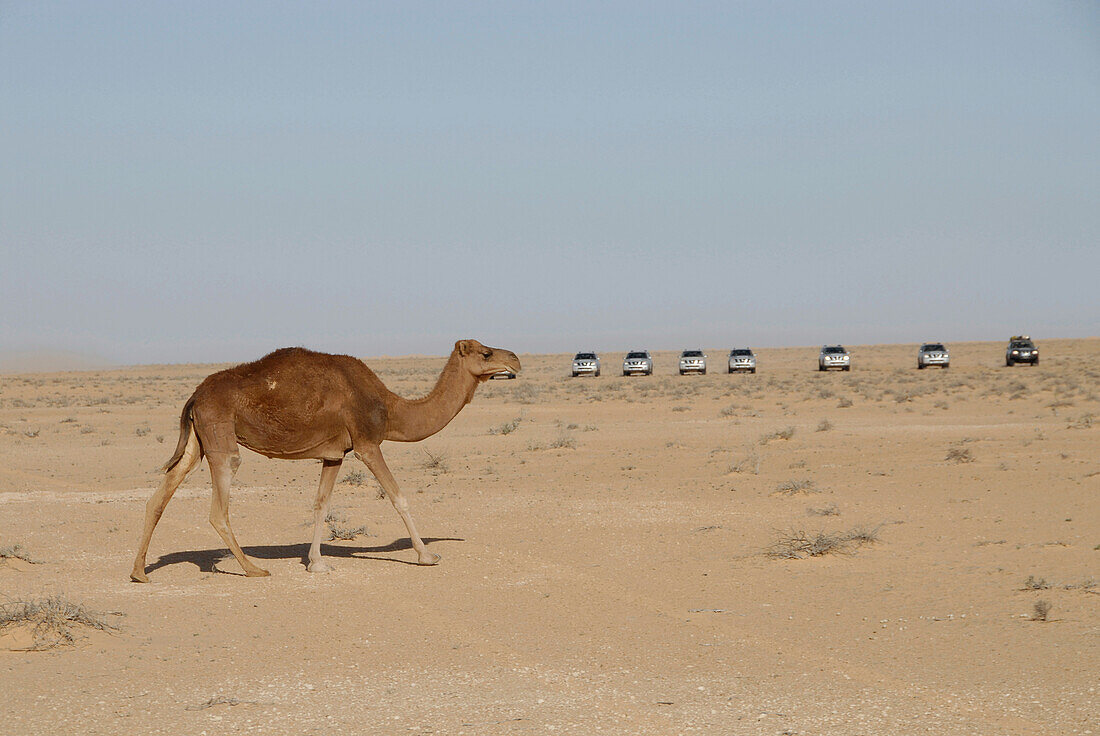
[384,353,478,442]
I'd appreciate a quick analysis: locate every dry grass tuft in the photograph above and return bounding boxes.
[0,595,122,650]
[807,503,840,516]
[945,446,975,464]
[728,449,761,475]
[0,544,41,564]
[816,419,833,432]
[340,470,368,486]
[767,525,881,559]
[774,479,817,495]
[1022,575,1051,591]
[759,426,796,444]
[489,417,523,435]
[325,510,373,541]
[422,450,449,473]
[1031,599,1052,622]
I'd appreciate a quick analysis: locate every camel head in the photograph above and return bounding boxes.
[454,339,521,381]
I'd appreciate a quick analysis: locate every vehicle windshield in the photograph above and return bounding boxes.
[922,344,945,352]
[626,352,648,359]
[1011,341,1033,349]
[682,350,703,357]
[730,349,752,356]
[823,346,846,354]
[574,353,596,360]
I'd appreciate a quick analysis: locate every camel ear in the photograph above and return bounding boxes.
[455,340,471,357]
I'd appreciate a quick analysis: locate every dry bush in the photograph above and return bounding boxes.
[728,448,760,475]
[489,417,522,435]
[528,432,577,451]
[0,544,40,564]
[549,432,577,449]
[774,479,817,495]
[759,426,796,444]
[422,450,449,474]
[324,510,373,541]
[767,525,880,559]
[0,596,122,650]
[1068,413,1094,429]
[340,469,368,486]
[327,521,373,541]
[816,419,833,432]
[1031,600,1052,622]
[945,446,974,464]
[1022,575,1051,591]
[807,503,840,516]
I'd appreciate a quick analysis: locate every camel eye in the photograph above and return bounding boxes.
[482,351,492,359]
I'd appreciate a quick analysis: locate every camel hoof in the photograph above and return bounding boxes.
[307,561,334,573]
[417,552,441,566]
[245,568,271,578]
[130,570,150,583]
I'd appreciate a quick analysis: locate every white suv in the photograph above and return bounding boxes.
[918,343,950,369]
[622,351,653,376]
[727,348,756,374]
[818,345,851,371]
[571,352,600,377]
[678,350,707,375]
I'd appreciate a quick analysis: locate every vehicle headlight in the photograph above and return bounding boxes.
[1012,350,1019,355]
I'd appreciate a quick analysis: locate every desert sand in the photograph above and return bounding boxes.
[1,339,1096,735]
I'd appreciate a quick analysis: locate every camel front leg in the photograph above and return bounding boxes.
[354,445,440,566]
[307,459,342,573]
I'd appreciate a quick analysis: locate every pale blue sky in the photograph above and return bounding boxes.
[1,1,1097,365]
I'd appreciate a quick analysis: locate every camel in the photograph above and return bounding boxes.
[130,339,521,582]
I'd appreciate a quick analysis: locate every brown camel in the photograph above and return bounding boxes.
[130,339,520,582]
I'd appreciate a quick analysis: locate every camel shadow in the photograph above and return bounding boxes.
[143,537,464,577]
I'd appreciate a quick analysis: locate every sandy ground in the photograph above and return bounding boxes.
[1,339,1097,735]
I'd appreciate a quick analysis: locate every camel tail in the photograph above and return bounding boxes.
[162,395,202,473]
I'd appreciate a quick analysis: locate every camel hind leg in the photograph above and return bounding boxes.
[207,451,270,577]
[130,427,203,582]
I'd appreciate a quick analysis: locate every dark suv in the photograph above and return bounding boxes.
[1005,336,1038,366]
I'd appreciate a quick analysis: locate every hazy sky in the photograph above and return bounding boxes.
[2,1,1097,365]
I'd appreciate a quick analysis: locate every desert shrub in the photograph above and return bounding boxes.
[1022,575,1051,591]
[728,449,760,475]
[1031,600,1052,622]
[0,544,40,564]
[489,417,522,435]
[816,419,833,432]
[759,426,795,444]
[1068,413,1094,429]
[327,521,372,541]
[340,470,368,486]
[0,596,122,650]
[422,450,449,473]
[945,446,974,464]
[774,479,817,495]
[837,397,853,408]
[549,432,577,449]
[807,503,840,516]
[767,525,880,559]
